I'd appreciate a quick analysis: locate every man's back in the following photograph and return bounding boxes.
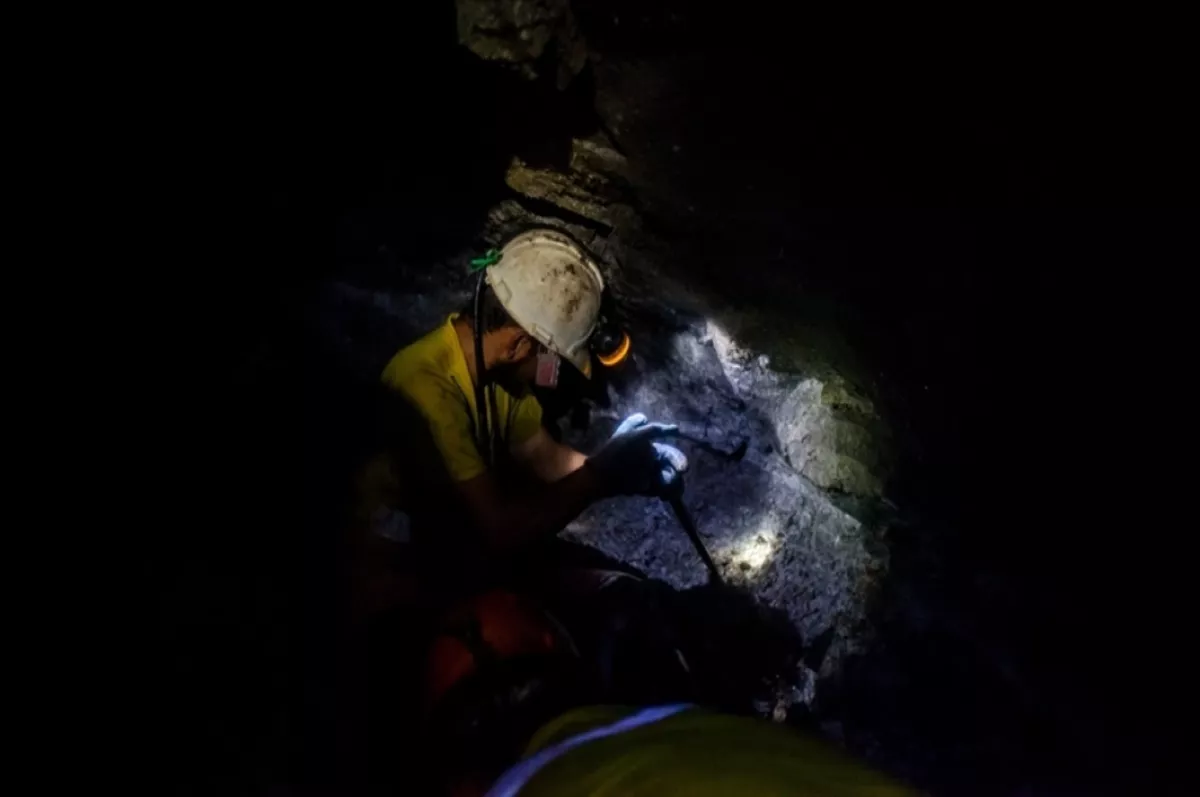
[381,313,543,484]
[356,315,544,561]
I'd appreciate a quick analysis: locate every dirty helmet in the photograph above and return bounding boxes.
[486,229,606,378]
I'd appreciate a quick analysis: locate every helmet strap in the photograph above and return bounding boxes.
[465,273,489,468]
[472,272,496,467]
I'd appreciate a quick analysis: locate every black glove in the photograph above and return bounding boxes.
[588,413,690,497]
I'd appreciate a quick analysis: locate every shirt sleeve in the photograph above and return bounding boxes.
[508,394,544,447]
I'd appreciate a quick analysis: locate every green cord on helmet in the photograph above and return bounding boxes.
[468,249,502,272]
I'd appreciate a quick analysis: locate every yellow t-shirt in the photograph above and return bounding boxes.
[380,313,543,483]
[510,706,920,796]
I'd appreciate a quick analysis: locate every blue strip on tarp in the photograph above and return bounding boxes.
[485,704,694,797]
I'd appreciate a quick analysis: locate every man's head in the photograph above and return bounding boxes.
[466,284,543,397]
[466,229,610,395]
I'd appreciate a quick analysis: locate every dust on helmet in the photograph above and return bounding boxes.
[485,229,607,378]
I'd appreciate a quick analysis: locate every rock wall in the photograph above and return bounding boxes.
[456,0,587,86]
[777,376,888,499]
[556,309,889,678]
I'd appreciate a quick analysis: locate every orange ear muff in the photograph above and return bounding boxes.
[596,330,631,367]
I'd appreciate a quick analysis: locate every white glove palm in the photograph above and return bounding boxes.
[588,413,690,497]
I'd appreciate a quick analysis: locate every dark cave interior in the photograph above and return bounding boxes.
[174,4,1196,795]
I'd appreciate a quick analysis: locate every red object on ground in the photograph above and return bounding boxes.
[424,590,558,710]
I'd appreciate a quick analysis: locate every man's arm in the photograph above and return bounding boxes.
[457,419,685,550]
[511,426,588,483]
[455,461,603,550]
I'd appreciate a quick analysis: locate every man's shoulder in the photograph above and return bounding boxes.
[382,321,464,405]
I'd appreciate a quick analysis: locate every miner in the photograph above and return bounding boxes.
[355,228,686,609]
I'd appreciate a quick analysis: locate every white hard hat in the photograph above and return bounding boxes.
[486,229,606,378]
